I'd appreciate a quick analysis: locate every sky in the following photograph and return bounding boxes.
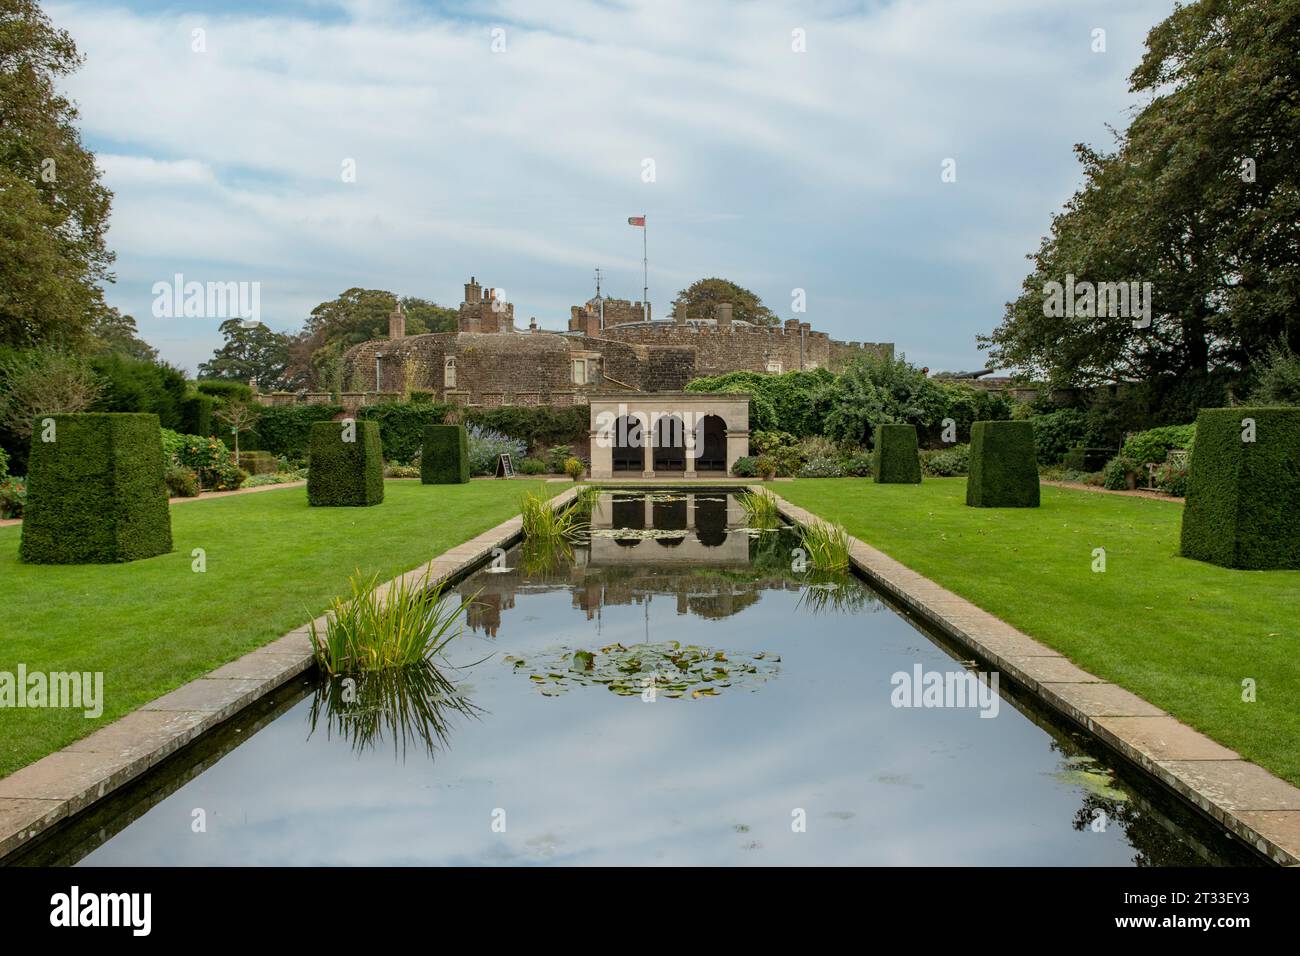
[50,0,1177,376]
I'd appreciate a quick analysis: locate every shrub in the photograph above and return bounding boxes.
[408,390,436,404]
[421,424,470,484]
[751,430,801,476]
[0,445,7,480]
[165,465,200,497]
[842,453,873,477]
[0,477,25,518]
[564,457,584,480]
[872,423,921,484]
[1101,455,1135,490]
[384,463,420,478]
[754,454,778,479]
[1153,460,1189,497]
[1031,408,1089,465]
[1120,424,1196,468]
[244,468,308,487]
[966,420,1040,508]
[468,405,588,451]
[308,420,385,507]
[517,457,547,475]
[161,429,246,490]
[1179,407,1300,569]
[1247,343,1300,406]
[179,393,213,437]
[920,443,970,477]
[798,456,846,478]
[543,445,573,473]
[238,450,277,475]
[90,354,188,430]
[730,456,759,478]
[19,413,173,563]
[466,423,526,477]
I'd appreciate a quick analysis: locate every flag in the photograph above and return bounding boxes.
[627,216,645,227]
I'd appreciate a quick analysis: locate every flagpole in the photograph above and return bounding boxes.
[642,215,648,322]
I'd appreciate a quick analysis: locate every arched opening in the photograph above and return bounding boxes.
[696,415,727,472]
[694,495,728,546]
[610,493,644,548]
[652,414,686,472]
[612,415,644,473]
[652,497,688,547]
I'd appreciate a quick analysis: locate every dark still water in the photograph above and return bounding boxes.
[22,490,1259,866]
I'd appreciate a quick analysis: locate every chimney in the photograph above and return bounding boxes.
[388,301,405,339]
[717,302,734,330]
[674,302,687,326]
[464,276,481,305]
[784,318,800,331]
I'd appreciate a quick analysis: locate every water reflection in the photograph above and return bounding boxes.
[306,660,479,761]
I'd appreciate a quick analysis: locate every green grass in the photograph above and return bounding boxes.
[0,479,551,778]
[780,478,1300,786]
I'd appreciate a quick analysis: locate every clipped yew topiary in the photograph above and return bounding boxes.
[421,424,470,484]
[1180,407,1300,570]
[966,420,1040,507]
[872,423,921,484]
[308,419,384,506]
[20,413,173,564]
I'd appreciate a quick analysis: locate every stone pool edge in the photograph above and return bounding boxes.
[0,486,579,862]
[766,489,1300,867]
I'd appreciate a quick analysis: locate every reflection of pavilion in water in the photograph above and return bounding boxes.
[459,491,798,637]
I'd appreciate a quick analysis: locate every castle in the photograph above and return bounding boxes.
[341,277,893,407]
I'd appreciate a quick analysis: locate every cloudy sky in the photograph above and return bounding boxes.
[52,0,1175,375]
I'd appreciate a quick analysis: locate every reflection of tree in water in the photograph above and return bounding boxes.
[307,660,480,761]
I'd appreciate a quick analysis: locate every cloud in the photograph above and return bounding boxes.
[50,0,1174,374]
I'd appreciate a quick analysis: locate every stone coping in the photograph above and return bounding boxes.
[765,489,1300,866]
[0,486,577,862]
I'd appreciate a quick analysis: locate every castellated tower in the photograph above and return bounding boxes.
[458,276,515,333]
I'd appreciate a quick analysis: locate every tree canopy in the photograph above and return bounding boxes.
[672,278,778,326]
[982,0,1300,387]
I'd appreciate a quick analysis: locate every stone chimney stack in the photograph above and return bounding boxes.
[529,316,538,332]
[716,302,734,330]
[674,302,687,326]
[464,276,482,305]
[388,300,405,339]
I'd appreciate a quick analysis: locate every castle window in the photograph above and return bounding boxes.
[572,359,587,385]
[572,354,601,385]
[444,356,456,388]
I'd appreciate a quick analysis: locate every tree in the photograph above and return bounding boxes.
[982,0,1300,387]
[672,278,778,326]
[0,346,102,438]
[0,0,115,347]
[214,399,258,462]
[198,319,299,390]
[85,301,157,362]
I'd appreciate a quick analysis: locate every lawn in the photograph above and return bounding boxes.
[780,478,1300,787]
[0,478,553,778]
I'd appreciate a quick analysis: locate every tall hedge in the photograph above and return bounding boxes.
[357,402,454,463]
[1180,407,1300,569]
[307,420,385,506]
[179,393,213,437]
[872,423,921,483]
[422,425,470,484]
[20,413,173,563]
[250,404,343,458]
[966,420,1040,507]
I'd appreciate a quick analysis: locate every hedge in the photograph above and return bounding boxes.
[20,413,173,563]
[1062,445,1112,472]
[872,423,921,483]
[307,420,385,506]
[179,393,213,437]
[966,420,1040,507]
[90,354,187,431]
[1179,407,1300,569]
[422,425,470,484]
[357,402,453,463]
[196,380,254,403]
[249,404,343,458]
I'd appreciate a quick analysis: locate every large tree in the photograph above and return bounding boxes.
[983,0,1300,387]
[199,319,300,390]
[672,278,778,327]
[0,0,115,347]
